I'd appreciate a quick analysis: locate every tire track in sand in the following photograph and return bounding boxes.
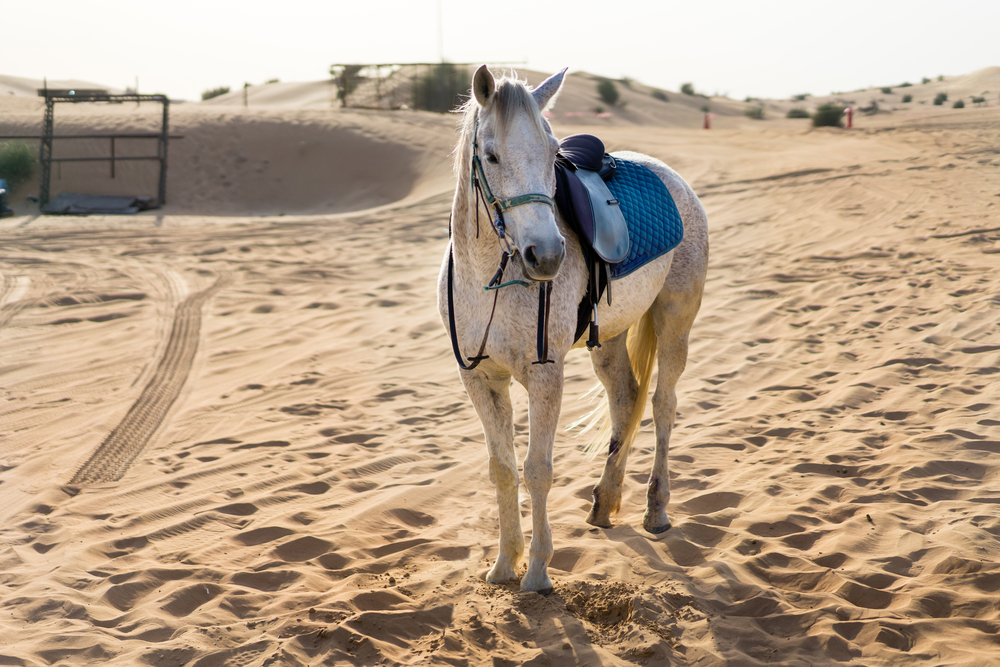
[71,277,225,485]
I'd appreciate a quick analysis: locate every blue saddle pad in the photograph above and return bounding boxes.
[605,159,684,279]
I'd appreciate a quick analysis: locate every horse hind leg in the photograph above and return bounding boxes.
[644,293,700,534]
[586,320,654,528]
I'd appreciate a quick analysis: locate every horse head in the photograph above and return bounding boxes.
[470,65,567,281]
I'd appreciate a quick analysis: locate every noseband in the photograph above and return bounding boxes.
[446,112,558,371]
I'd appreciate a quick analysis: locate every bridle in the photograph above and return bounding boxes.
[446,111,558,371]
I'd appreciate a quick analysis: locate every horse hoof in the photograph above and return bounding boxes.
[644,520,672,535]
[520,572,553,593]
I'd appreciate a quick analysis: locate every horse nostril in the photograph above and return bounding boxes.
[523,245,539,267]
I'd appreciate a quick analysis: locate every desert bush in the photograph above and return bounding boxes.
[953,99,965,108]
[971,96,986,105]
[744,106,765,120]
[619,76,633,89]
[680,83,695,96]
[412,63,468,113]
[787,108,811,119]
[0,142,36,190]
[933,92,947,105]
[881,87,892,94]
[922,77,931,84]
[201,86,230,101]
[700,104,710,113]
[902,94,913,103]
[597,79,619,106]
[812,103,845,127]
[652,89,669,102]
[265,78,279,84]
[900,82,912,87]
[792,93,810,101]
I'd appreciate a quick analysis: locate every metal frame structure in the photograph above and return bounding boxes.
[37,93,170,208]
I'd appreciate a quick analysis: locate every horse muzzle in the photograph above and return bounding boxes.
[520,235,566,281]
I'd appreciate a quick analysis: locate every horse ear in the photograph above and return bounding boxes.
[532,68,568,111]
[473,65,495,107]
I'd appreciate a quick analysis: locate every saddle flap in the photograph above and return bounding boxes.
[575,168,630,264]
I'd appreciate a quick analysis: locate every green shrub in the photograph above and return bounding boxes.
[412,63,469,113]
[597,79,619,106]
[700,104,710,113]
[787,108,811,119]
[971,96,985,104]
[333,65,365,106]
[933,92,947,105]
[953,99,965,108]
[792,93,810,102]
[902,94,913,103]
[201,86,230,101]
[744,106,765,120]
[680,82,695,96]
[881,87,892,94]
[900,82,912,87]
[812,103,845,127]
[619,76,633,89]
[922,77,931,84]
[0,142,36,190]
[652,89,669,102]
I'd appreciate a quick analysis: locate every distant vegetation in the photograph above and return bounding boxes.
[971,96,986,105]
[680,83,696,96]
[652,89,669,102]
[899,82,912,88]
[933,92,948,106]
[412,63,469,113]
[619,76,633,89]
[922,77,931,84]
[953,99,965,109]
[201,86,230,101]
[787,108,811,119]
[743,106,765,120]
[0,141,36,190]
[597,79,620,106]
[881,87,892,94]
[334,65,364,106]
[791,93,810,101]
[265,78,279,84]
[812,103,845,127]
[902,94,913,103]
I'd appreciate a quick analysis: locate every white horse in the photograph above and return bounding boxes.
[437,66,708,592]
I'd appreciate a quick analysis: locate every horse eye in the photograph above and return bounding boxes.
[486,153,499,164]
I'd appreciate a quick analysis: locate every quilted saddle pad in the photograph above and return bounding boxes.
[605,158,684,279]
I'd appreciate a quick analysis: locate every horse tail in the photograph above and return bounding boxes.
[579,311,658,459]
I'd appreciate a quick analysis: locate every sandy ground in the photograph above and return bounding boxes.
[2,75,1000,665]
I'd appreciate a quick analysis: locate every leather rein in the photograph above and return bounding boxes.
[446,113,558,371]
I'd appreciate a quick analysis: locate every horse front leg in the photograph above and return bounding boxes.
[520,365,563,592]
[461,369,523,583]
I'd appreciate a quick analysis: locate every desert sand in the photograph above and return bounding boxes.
[1,68,1000,666]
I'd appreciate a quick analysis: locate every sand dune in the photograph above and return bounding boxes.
[2,70,1000,665]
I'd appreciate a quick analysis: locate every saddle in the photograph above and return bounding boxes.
[554,134,628,348]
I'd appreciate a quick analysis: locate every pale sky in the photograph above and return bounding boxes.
[6,0,998,102]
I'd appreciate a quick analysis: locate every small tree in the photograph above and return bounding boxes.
[953,99,965,108]
[792,93,810,101]
[902,94,913,103]
[0,142,36,190]
[597,79,619,106]
[744,106,764,120]
[922,77,931,84]
[812,103,845,127]
[652,89,668,102]
[933,92,947,106]
[680,82,695,96]
[900,82,912,87]
[201,86,230,101]
[881,87,892,94]
[787,108,811,119]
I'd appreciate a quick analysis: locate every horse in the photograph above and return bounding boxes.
[437,66,708,592]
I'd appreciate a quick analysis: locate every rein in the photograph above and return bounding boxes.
[446,112,558,370]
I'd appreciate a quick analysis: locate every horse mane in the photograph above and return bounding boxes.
[453,72,551,180]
